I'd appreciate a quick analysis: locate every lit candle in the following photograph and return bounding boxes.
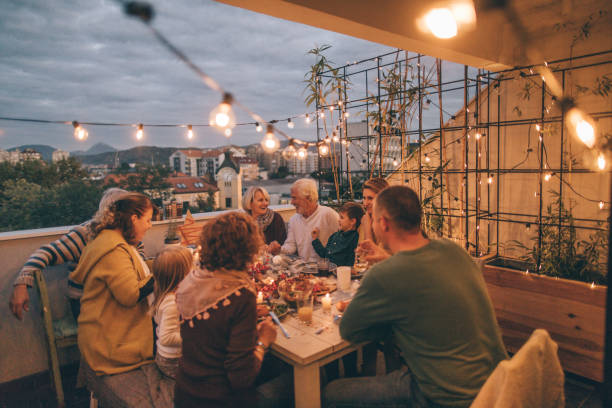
[257,291,264,304]
[322,293,332,312]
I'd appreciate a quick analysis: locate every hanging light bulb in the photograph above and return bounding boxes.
[475,132,482,140]
[319,144,329,156]
[418,1,476,39]
[329,105,334,112]
[487,175,493,184]
[72,121,88,141]
[255,122,263,132]
[599,201,604,210]
[565,106,596,148]
[287,118,294,129]
[332,131,340,143]
[535,124,541,132]
[209,93,236,133]
[393,159,398,166]
[338,100,343,107]
[425,154,431,163]
[261,125,280,153]
[305,114,311,124]
[597,153,606,170]
[187,125,194,139]
[324,135,331,144]
[224,128,232,138]
[136,123,144,140]
[344,111,350,118]
[319,111,325,119]
[544,173,552,181]
[296,146,308,160]
[282,142,296,160]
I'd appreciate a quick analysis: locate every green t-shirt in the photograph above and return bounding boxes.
[340,238,508,407]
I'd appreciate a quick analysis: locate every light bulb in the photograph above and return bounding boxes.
[319,144,329,156]
[261,125,279,153]
[544,173,551,181]
[344,112,350,118]
[72,121,88,141]
[597,153,606,170]
[136,123,144,140]
[282,143,296,160]
[393,159,398,166]
[338,100,343,106]
[535,124,541,131]
[332,133,340,143]
[296,147,308,160]
[255,122,263,132]
[187,125,194,139]
[209,93,236,132]
[475,132,481,140]
[425,154,431,163]
[566,107,595,148]
[319,111,325,119]
[487,176,493,184]
[224,128,232,138]
[324,136,331,144]
[599,201,604,210]
[305,114,311,124]
[329,105,334,112]
[424,8,457,38]
[287,118,294,129]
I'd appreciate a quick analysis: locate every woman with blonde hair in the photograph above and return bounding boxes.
[151,246,193,379]
[175,211,291,407]
[242,186,287,254]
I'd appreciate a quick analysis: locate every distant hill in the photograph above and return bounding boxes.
[8,144,57,161]
[76,146,179,166]
[72,142,117,156]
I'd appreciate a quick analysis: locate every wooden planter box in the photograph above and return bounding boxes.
[482,257,606,382]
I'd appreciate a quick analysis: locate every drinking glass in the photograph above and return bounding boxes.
[296,292,314,325]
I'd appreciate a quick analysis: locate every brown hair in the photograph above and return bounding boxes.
[199,211,263,272]
[375,186,422,232]
[150,246,192,314]
[363,177,389,195]
[93,192,158,245]
[340,202,366,229]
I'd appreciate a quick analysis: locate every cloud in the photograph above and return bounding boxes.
[0,0,472,153]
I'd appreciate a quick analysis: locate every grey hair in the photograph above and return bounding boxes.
[98,188,128,212]
[292,178,318,203]
[242,186,270,211]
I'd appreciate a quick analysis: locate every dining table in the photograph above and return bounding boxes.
[268,279,366,408]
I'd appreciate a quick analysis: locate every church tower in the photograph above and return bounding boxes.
[216,151,242,209]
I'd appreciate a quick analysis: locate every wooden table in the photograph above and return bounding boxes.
[269,286,363,408]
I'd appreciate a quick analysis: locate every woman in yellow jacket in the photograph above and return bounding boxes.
[70,192,156,375]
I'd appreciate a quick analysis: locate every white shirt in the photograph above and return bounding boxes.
[154,293,182,359]
[281,205,339,260]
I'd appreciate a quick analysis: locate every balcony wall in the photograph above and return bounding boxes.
[0,205,295,384]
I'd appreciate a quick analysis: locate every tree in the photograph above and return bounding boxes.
[0,179,44,231]
[270,166,290,179]
[106,164,172,201]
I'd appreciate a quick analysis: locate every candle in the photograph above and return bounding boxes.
[257,291,264,304]
[322,293,332,312]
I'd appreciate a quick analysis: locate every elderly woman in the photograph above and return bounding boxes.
[70,193,172,407]
[242,186,287,253]
[175,212,291,407]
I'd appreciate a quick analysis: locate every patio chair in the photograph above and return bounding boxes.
[34,269,79,408]
[470,329,565,408]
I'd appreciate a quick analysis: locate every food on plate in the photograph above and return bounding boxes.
[256,304,270,318]
[271,303,289,318]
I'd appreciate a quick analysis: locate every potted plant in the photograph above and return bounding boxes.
[482,192,607,381]
[164,219,182,247]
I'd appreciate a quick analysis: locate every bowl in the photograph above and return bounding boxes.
[277,278,314,308]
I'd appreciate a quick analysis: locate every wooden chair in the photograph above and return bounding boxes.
[34,269,78,408]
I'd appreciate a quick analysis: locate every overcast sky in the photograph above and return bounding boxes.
[0,0,471,152]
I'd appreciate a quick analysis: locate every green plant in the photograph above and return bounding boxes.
[511,191,607,284]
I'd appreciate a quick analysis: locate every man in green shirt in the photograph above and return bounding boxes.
[325,186,507,408]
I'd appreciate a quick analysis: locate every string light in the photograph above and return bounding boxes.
[261,125,280,153]
[475,132,481,140]
[418,1,476,39]
[296,146,308,160]
[565,106,596,148]
[305,114,311,124]
[255,122,263,132]
[332,132,340,143]
[393,159,398,166]
[425,154,431,163]
[136,123,144,140]
[319,111,325,119]
[344,111,350,118]
[599,201,604,210]
[544,173,551,181]
[224,128,232,138]
[535,124,541,131]
[287,118,294,129]
[487,175,493,184]
[209,93,236,133]
[329,105,334,112]
[319,144,330,156]
[282,143,296,160]
[597,153,606,170]
[72,121,88,141]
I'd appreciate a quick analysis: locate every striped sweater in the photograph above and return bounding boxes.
[14,220,145,290]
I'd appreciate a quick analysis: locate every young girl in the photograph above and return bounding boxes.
[151,246,192,379]
[311,202,365,266]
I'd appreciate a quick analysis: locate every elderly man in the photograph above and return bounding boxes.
[325,186,507,408]
[280,178,339,260]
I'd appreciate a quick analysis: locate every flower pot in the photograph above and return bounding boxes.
[482,256,606,382]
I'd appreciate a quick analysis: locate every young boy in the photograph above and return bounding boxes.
[311,202,365,266]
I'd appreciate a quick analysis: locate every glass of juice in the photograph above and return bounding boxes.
[296,292,314,325]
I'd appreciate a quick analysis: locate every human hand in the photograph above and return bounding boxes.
[257,317,277,347]
[311,227,320,240]
[356,240,390,264]
[9,284,29,320]
[268,241,281,255]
